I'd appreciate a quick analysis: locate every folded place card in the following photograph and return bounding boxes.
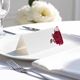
[21,26,63,55]
[0,26,63,55]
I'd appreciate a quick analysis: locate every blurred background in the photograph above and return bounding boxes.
[3,0,80,27]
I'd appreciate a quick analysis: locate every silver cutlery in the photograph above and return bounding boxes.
[22,26,40,31]
[6,59,47,80]
[3,30,16,35]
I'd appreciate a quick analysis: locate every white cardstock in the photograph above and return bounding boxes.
[21,26,60,55]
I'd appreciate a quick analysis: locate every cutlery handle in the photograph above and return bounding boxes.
[3,30,16,35]
[24,68,47,79]
[22,26,40,31]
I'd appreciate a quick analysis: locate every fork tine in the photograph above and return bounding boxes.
[6,59,20,69]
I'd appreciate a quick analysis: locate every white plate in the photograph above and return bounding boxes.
[0,34,80,61]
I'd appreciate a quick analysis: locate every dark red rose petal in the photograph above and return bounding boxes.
[52,26,63,45]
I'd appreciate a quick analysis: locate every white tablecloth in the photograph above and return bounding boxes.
[0,21,80,80]
[4,21,80,35]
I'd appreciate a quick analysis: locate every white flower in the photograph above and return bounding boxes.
[31,1,62,23]
[16,5,33,25]
[16,1,62,25]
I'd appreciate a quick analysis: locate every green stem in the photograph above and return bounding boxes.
[28,0,38,6]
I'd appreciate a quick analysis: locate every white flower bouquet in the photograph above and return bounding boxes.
[16,0,62,25]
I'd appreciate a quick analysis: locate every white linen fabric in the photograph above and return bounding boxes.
[32,46,80,80]
[4,21,80,36]
[1,21,80,80]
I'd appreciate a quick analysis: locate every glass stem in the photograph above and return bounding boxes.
[0,18,3,35]
[1,18,3,27]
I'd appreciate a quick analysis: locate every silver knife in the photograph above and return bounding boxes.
[22,26,40,31]
[3,30,16,35]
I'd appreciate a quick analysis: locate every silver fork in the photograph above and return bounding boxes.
[6,59,47,80]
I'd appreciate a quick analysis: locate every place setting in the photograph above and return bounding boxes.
[0,24,80,79]
[0,0,80,80]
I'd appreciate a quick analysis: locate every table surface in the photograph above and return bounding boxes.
[0,21,80,80]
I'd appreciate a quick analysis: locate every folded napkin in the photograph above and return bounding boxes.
[32,46,80,80]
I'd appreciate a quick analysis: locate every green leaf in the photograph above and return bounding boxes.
[28,0,38,6]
